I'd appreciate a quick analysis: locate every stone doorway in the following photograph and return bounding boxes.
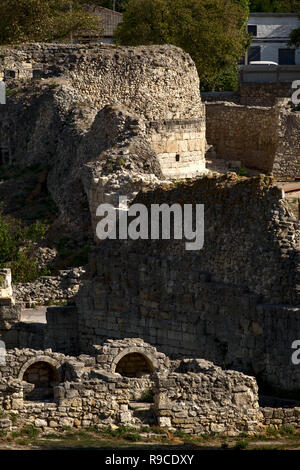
[22,361,60,402]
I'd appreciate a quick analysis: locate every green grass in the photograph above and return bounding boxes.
[234,439,248,450]
[266,426,279,438]
[3,425,300,450]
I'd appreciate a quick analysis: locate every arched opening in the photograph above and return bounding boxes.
[23,361,60,402]
[115,353,154,378]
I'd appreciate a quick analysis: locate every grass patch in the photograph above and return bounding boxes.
[266,426,279,438]
[280,425,295,436]
[123,432,142,442]
[20,425,40,438]
[234,439,248,450]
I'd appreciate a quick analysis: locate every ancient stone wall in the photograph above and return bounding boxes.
[13,267,85,308]
[0,43,204,121]
[205,100,300,177]
[0,44,206,237]
[154,360,261,434]
[147,119,206,179]
[239,82,293,106]
[273,104,300,178]
[205,102,278,173]
[261,407,300,428]
[0,345,262,435]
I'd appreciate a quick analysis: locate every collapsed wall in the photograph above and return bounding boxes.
[69,174,300,393]
[205,102,278,174]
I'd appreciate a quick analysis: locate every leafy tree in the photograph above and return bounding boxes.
[0,209,50,283]
[250,0,300,12]
[0,0,103,45]
[115,0,251,91]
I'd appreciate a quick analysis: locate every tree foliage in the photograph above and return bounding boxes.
[0,0,103,45]
[250,0,300,12]
[115,0,251,91]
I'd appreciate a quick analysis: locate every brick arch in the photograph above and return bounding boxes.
[111,348,158,375]
[18,356,62,382]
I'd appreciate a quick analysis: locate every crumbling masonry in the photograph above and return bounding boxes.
[1,44,300,435]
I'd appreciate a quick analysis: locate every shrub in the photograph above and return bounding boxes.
[234,439,248,450]
[238,166,248,177]
[0,209,50,283]
[123,432,142,442]
[20,425,40,438]
[140,389,154,403]
[280,425,295,436]
[266,426,279,438]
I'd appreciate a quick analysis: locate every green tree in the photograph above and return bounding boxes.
[115,0,250,91]
[0,0,103,45]
[289,26,300,46]
[0,209,50,283]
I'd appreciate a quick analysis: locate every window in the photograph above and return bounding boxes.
[248,25,257,36]
[278,48,295,65]
[248,46,261,62]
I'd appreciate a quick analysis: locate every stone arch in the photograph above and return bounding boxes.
[112,348,157,377]
[18,356,61,402]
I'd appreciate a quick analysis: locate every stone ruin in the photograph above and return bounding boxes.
[203,85,300,178]
[0,43,207,238]
[1,43,300,436]
[0,338,263,435]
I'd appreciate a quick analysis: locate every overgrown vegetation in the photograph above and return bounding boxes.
[0,209,50,283]
[250,0,300,12]
[140,389,154,403]
[0,0,103,45]
[2,425,300,450]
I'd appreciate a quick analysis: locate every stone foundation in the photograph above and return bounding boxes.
[0,341,263,435]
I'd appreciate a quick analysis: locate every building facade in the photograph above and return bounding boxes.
[246,13,300,65]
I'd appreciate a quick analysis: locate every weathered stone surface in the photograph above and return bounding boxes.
[0,342,263,435]
[0,43,206,238]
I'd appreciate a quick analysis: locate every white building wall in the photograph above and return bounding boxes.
[247,14,300,65]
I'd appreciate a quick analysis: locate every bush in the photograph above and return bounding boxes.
[234,439,248,450]
[140,389,154,403]
[266,426,279,438]
[280,425,295,436]
[20,425,40,438]
[123,432,142,442]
